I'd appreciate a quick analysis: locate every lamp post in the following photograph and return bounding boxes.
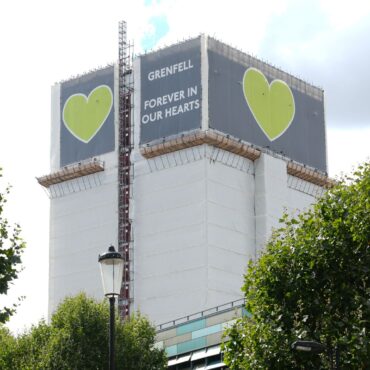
[99,245,124,370]
[292,340,340,370]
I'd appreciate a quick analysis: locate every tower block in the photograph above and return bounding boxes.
[38,34,331,324]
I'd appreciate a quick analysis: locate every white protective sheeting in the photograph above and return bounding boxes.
[49,153,119,317]
[133,148,319,325]
[48,66,120,318]
[133,145,256,324]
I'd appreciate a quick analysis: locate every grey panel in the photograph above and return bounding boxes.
[140,38,202,144]
[208,49,327,172]
[60,66,115,167]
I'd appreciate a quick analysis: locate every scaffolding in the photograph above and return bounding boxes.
[118,20,134,320]
[36,158,105,198]
[140,129,261,161]
[37,159,104,187]
[287,161,334,188]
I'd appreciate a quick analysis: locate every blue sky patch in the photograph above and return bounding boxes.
[141,15,169,51]
[144,0,162,5]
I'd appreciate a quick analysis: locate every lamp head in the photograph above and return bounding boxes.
[98,245,124,297]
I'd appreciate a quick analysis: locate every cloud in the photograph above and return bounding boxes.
[328,127,370,176]
[139,0,370,130]
[151,0,290,54]
[141,15,170,50]
[257,1,370,129]
[317,20,370,128]
[144,0,163,5]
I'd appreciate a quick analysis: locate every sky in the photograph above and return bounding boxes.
[0,0,369,334]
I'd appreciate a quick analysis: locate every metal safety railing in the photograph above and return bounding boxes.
[156,298,246,332]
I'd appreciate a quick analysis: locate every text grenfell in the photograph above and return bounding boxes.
[147,60,194,81]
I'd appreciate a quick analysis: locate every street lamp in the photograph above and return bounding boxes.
[99,245,124,370]
[292,340,340,370]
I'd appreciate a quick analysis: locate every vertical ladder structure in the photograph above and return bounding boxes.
[118,20,134,320]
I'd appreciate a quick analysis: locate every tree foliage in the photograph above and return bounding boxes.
[0,326,17,369]
[0,293,167,369]
[0,168,26,323]
[116,311,167,369]
[223,163,370,369]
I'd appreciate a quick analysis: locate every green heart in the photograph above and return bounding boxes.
[243,68,295,141]
[63,85,113,143]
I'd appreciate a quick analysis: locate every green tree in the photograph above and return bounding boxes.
[13,321,52,369]
[223,163,370,369]
[0,326,17,369]
[0,293,167,370]
[45,294,110,369]
[0,168,26,323]
[116,313,166,370]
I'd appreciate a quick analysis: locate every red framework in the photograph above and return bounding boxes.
[118,21,133,320]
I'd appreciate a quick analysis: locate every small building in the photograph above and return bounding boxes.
[155,299,248,369]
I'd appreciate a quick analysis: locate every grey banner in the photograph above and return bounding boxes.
[140,37,202,144]
[60,66,115,167]
[208,47,327,172]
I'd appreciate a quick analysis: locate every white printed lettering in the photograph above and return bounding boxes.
[147,60,194,81]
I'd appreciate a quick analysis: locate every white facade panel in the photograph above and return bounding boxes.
[136,202,205,235]
[49,181,118,315]
[207,160,254,191]
[207,202,252,234]
[286,176,323,214]
[134,146,258,324]
[135,159,206,194]
[207,266,247,295]
[138,244,207,279]
[143,289,208,325]
[138,266,207,300]
[206,268,246,305]
[136,223,206,257]
[254,154,320,255]
[133,148,321,325]
[134,151,208,323]
[255,154,288,252]
[205,158,255,305]
[207,223,255,257]
[49,168,118,317]
[207,180,254,213]
[208,245,249,276]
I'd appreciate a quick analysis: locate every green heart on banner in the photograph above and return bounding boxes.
[243,68,295,141]
[62,85,113,143]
